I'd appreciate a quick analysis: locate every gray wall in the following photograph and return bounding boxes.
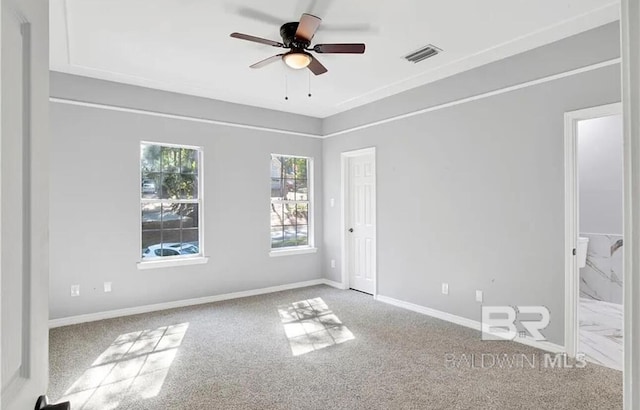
[322,24,621,346]
[578,115,624,235]
[51,72,323,136]
[49,79,323,320]
[323,22,621,135]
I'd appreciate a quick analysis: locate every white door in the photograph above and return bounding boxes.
[344,149,376,295]
[1,0,50,409]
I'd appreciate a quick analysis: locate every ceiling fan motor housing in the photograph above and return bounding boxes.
[280,22,310,49]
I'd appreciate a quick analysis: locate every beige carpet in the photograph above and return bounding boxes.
[49,285,622,409]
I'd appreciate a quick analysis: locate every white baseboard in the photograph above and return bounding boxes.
[375,294,565,354]
[49,278,329,328]
[321,279,348,289]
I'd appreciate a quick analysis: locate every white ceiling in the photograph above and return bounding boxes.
[50,0,619,118]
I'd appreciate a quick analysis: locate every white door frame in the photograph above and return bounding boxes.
[1,0,49,408]
[563,102,622,358]
[340,147,377,296]
[621,1,640,406]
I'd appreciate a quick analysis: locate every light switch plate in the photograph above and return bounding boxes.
[330,259,336,268]
[71,285,80,297]
[330,198,335,207]
[442,283,449,295]
[476,290,483,303]
[104,282,112,293]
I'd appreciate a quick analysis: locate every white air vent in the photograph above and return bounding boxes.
[404,45,442,63]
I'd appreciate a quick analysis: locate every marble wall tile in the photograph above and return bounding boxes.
[580,233,623,304]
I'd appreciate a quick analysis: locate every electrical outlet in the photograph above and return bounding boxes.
[476,290,483,303]
[331,259,336,268]
[330,198,335,208]
[71,285,80,297]
[442,283,449,295]
[104,282,112,293]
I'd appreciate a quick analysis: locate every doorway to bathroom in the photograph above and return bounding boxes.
[564,103,623,371]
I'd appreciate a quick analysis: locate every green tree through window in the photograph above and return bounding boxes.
[141,143,202,260]
[270,155,311,249]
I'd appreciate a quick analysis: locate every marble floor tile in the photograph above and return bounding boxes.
[579,298,623,371]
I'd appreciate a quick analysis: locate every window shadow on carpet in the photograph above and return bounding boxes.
[58,322,189,410]
[278,297,354,356]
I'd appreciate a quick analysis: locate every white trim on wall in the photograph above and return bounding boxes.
[375,295,565,354]
[49,97,322,139]
[324,59,621,139]
[563,103,622,358]
[49,279,339,328]
[50,58,621,142]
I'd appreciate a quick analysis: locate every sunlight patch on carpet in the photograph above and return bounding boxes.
[279,297,354,356]
[59,323,189,410]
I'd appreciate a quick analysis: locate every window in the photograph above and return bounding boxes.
[270,155,312,250]
[140,142,202,261]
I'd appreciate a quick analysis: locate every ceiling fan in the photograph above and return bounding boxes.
[230,13,366,76]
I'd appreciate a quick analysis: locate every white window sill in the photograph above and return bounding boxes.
[269,247,318,258]
[137,256,209,270]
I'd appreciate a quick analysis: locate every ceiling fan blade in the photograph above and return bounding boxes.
[307,56,328,76]
[230,32,284,48]
[313,43,366,54]
[304,0,333,19]
[236,7,284,26]
[319,23,377,33]
[295,13,322,42]
[250,54,284,69]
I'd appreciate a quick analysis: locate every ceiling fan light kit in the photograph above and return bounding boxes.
[230,13,366,76]
[283,52,312,69]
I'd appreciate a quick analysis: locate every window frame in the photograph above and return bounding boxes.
[269,154,316,257]
[138,141,206,268]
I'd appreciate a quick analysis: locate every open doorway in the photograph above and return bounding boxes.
[565,103,623,371]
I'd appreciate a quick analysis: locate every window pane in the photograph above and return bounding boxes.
[271,203,284,227]
[182,228,199,244]
[295,204,308,225]
[160,174,198,199]
[141,144,162,172]
[180,174,198,199]
[271,178,285,199]
[284,179,295,200]
[282,157,295,179]
[181,148,198,174]
[142,202,162,231]
[294,179,308,201]
[142,230,162,256]
[283,226,297,247]
[296,225,308,246]
[141,173,160,199]
[271,226,284,248]
[162,147,181,173]
[180,241,199,254]
[294,158,308,180]
[283,203,297,226]
[162,229,181,245]
[271,155,283,178]
[179,204,198,229]
[161,203,182,229]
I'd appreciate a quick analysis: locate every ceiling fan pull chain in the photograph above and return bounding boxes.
[308,71,312,98]
[284,71,289,100]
